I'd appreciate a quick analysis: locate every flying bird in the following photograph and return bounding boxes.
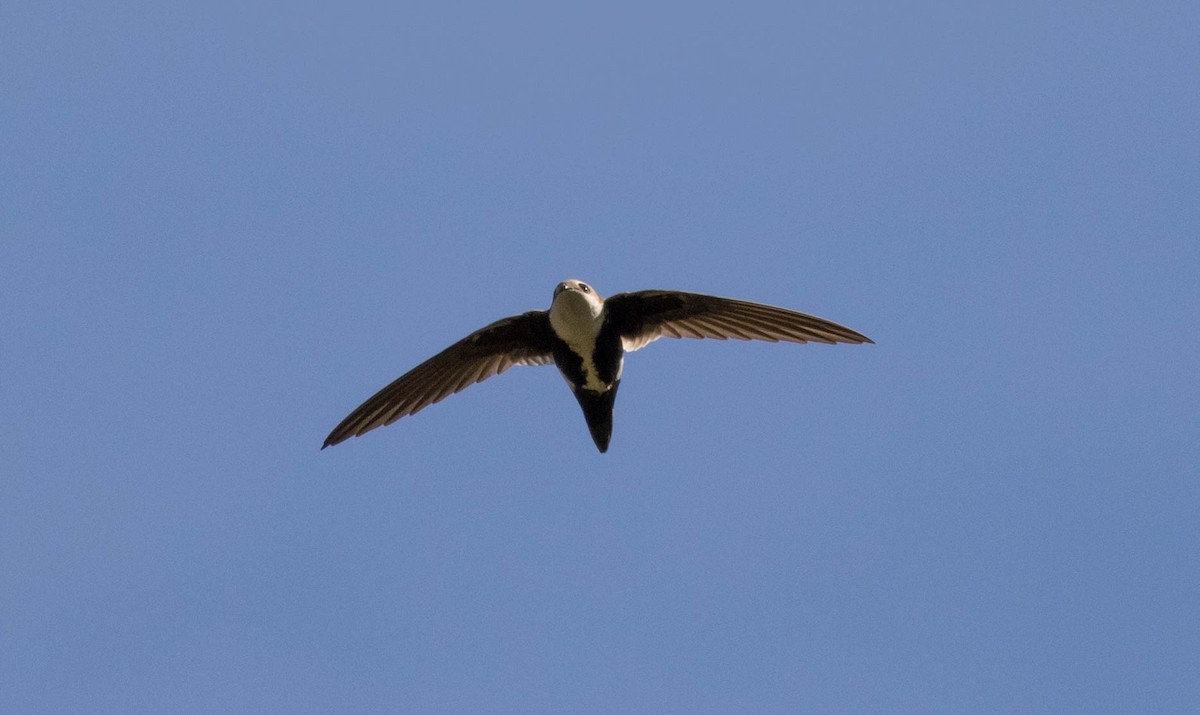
[323,280,872,452]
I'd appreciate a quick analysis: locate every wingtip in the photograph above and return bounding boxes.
[843,327,874,345]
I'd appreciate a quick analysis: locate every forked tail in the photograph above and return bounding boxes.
[572,383,619,453]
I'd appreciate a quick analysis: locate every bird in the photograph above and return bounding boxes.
[323,280,872,452]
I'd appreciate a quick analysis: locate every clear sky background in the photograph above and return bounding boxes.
[3,1,1197,712]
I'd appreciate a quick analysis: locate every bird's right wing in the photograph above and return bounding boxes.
[323,311,554,448]
[604,290,873,351]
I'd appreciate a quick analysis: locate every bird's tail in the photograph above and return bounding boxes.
[572,383,619,453]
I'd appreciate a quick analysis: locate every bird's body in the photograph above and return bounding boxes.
[323,280,872,452]
[547,281,624,450]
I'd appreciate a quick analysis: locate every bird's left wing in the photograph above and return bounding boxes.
[603,290,873,351]
[323,311,554,448]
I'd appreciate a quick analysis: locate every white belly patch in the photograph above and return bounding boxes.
[550,298,611,391]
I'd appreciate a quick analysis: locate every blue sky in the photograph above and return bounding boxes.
[3,1,1197,712]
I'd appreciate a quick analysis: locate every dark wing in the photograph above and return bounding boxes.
[603,290,873,351]
[323,311,555,448]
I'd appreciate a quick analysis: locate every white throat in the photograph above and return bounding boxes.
[549,290,603,344]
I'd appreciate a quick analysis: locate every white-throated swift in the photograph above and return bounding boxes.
[323,280,872,452]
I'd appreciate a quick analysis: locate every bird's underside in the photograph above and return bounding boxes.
[323,282,872,452]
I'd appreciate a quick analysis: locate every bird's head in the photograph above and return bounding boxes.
[551,279,604,318]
